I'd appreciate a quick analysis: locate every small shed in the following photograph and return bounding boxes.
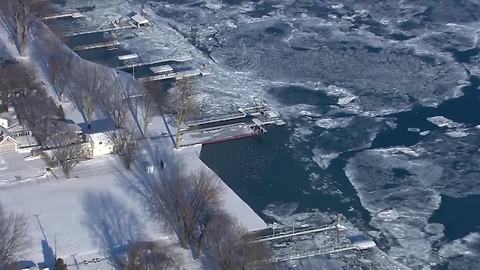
[0,132,19,153]
[348,234,377,250]
[0,108,17,129]
[131,14,150,27]
[88,132,114,156]
[0,117,8,129]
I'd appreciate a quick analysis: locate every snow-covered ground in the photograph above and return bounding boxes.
[0,156,159,266]
[0,152,47,185]
[0,7,267,270]
[0,155,205,269]
[4,0,480,269]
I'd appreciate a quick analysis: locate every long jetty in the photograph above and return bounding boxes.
[42,12,83,20]
[73,40,121,51]
[248,224,344,243]
[265,244,358,263]
[117,55,194,70]
[63,23,136,37]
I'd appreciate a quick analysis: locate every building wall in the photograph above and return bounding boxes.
[91,140,114,156]
[0,137,18,153]
[0,118,8,129]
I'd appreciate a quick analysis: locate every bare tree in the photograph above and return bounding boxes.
[0,63,37,108]
[143,81,173,114]
[103,76,130,129]
[54,258,68,270]
[48,132,84,178]
[174,79,198,148]
[109,127,136,169]
[188,171,223,259]
[206,213,273,270]
[69,63,109,128]
[144,162,222,258]
[47,44,74,101]
[139,93,154,138]
[0,0,52,56]
[0,204,29,268]
[120,242,179,270]
[14,87,59,147]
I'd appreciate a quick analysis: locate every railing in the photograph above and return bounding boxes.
[248,224,339,243]
[264,244,357,263]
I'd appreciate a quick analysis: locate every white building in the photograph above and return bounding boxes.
[0,108,17,129]
[88,132,114,156]
[0,108,40,153]
[0,132,20,153]
[131,13,150,27]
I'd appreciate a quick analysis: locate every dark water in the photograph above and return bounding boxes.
[65,10,480,243]
[201,74,480,240]
[373,75,480,149]
[201,126,371,225]
[430,194,480,241]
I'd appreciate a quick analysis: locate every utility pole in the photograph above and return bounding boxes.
[54,235,57,260]
[71,253,80,270]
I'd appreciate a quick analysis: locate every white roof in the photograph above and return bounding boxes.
[252,118,263,126]
[71,12,83,18]
[150,65,173,74]
[131,14,149,25]
[89,132,112,144]
[118,53,138,61]
[355,240,377,250]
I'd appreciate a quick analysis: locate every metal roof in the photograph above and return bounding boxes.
[131,14,149,25]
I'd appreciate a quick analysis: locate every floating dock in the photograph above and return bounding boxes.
[247,222,377,264]
[177,105,284,147]
[42,11,83,20]
[62,22,136,37]
[248,223,345,243]
[117,55,194,70]
[72,40,121,51]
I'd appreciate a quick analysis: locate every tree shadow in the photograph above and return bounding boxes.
[81,191,145,267]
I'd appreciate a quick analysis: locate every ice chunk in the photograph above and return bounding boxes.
[312,148,339,169]
[446,129,469,137]
[315,117,353,129]
[427,116,463,128]
[262,202,299,223]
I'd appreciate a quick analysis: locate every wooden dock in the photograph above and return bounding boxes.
[186,111,247,127]
[73,40,121,51]
[42,12,83,20]
[116,55,194,70]
[265,244,358,263]
[248,224,344,243]
[63,23,136,37]
[138,73,176,83]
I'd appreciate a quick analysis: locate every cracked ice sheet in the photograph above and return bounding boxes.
[345,128,480,268]
[439,233,480,269]
[345,148,444,269]
[410,128,480,197]
[141,0,471,116]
